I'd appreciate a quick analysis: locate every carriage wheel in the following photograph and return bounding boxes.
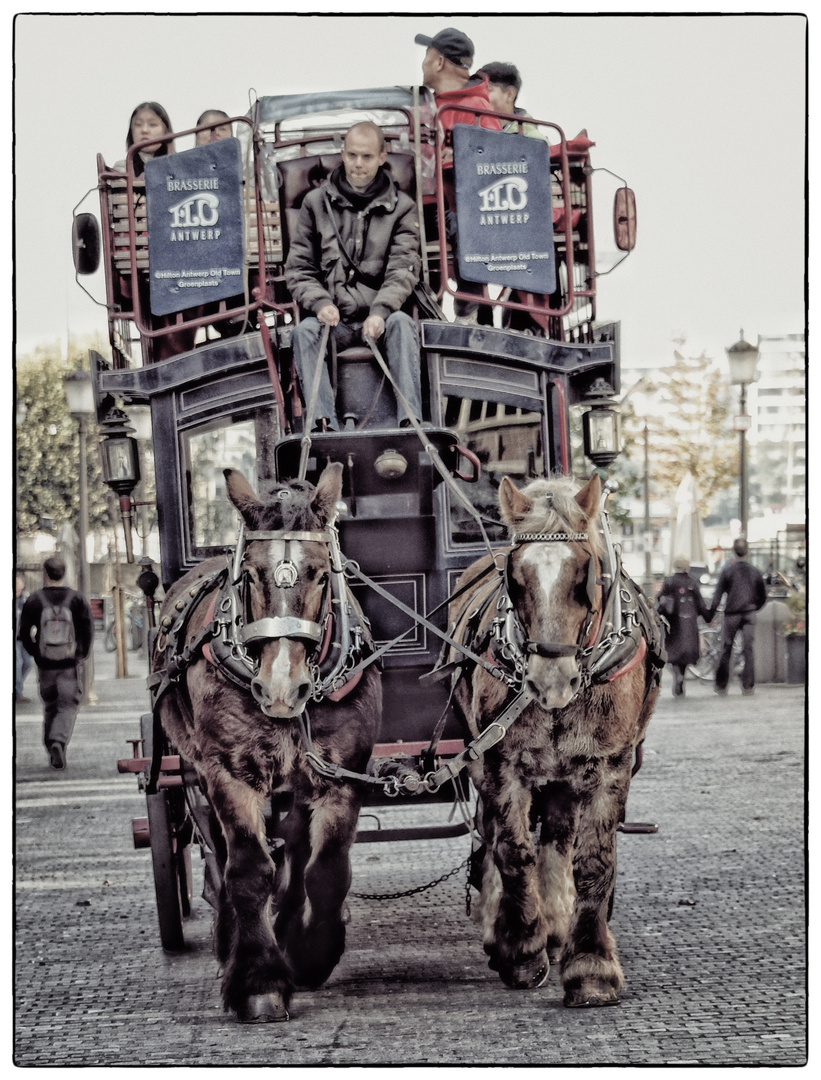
[146,790,186,952]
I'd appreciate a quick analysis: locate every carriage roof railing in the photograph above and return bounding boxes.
[87,87,607,370]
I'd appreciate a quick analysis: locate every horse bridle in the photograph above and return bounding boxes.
[490,529,602,689]
[237,528,333,651]
[229,516,366,702]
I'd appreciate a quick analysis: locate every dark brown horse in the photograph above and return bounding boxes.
[151,463,381,1022]
[447,472,660,1007]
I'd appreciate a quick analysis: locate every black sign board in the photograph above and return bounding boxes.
[145,139,245,316]
[452,126,555,295]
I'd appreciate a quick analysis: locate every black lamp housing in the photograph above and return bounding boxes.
[582,378,622,469]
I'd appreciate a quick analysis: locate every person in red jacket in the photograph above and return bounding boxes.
[415,28,501,156]
[415,28,501,321]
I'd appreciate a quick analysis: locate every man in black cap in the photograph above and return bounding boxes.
[415,28,501,153]
[415,28,500,322]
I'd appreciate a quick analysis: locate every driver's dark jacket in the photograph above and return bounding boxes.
[284,166,421,323]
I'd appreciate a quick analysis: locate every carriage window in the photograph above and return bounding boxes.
[185,419,257,551]
[443,394,545,545]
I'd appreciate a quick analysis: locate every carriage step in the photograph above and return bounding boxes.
[132,817,150,849]
[617,822,659,834]
[355,822,470,843]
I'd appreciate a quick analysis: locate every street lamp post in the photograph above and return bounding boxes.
[725,331,759,538]
[63,369,95,598]
[63,367,97,704]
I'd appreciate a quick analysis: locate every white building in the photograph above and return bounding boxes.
[748,333,806,519]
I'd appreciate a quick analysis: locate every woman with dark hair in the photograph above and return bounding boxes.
[114,102,174,175]
[112,102,195,359]
[657,555,711,697]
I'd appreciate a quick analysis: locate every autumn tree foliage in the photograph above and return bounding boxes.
[16,340,113,535]
[614,347,738,517]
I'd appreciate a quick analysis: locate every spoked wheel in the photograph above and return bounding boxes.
[146,789,189,952]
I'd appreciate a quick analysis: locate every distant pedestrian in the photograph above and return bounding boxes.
[708,538,767,696]
[657,556,711,697]
[15,569,33,702]
[19,556,94,770]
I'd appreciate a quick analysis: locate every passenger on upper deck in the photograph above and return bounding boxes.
[113,102,174,176]
[195,110,234,146]
[415,28,501,158]
[415,29,501,324]
[284,121,423,432]
[475,62,550,143]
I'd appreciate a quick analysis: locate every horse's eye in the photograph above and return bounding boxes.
[573,578,591,608]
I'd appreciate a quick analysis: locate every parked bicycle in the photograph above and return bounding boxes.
[104,594,145,653]
[687,614,744,682]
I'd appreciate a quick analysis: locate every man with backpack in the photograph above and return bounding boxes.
[19,556,93,770]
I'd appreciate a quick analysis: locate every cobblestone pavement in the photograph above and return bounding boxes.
[12,642,807,1066]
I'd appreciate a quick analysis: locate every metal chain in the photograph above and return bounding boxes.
[350,857,469,902]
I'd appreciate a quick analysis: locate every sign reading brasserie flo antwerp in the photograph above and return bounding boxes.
[452,126,556,296]
[145,138,245,317]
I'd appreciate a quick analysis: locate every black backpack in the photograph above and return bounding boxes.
[39,599,77,661]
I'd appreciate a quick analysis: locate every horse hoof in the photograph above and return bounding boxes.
[498,949,549,990]
[563,988,621,1008]
[236,993,290,1023]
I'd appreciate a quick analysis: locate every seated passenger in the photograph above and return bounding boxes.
[284,121,423,432]
[195,109,234,146]
[475,62,550,142]
[112,103,195,361]
[113,102,174,175]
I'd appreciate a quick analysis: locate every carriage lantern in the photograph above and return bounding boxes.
[582,378,622,469]
[98,407,141,563]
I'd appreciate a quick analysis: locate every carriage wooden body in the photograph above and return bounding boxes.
[80,87,637,955]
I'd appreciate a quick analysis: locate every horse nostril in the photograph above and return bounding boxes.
[251,677,271,705]
[295,680,311,703]
[568,674,581,696]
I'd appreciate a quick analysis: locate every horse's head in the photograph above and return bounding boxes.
[224,463,343,719]
[499,473,604,710]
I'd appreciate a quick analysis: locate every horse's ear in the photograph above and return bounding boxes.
[498,475,534,526]
[224,469,262,523]
[311,462,344,524]
[575,473,602,520]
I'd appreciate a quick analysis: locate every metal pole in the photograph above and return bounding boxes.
[739,383,748,537]
[77,415,96,704]
[643,420,652,587]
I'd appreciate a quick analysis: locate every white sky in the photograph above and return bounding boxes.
[10,7,807,377]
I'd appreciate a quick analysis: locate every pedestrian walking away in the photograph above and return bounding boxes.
[657,555,711,697]
[18,556,94,770]
[15,569,33,702]
[708,538,767,696]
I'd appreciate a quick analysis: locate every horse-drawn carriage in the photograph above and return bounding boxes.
[75,86,662,1022]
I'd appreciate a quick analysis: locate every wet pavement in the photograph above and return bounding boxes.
[12,639,807,1066]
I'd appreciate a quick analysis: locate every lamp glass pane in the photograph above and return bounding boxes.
[103,438,139,483]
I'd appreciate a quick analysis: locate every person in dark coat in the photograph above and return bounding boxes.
[284,121,423,431]
[658,555,711,697]
[19,556,94,770]
[708,537,767,696]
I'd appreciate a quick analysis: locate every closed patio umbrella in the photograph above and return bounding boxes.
[668,472,708,574]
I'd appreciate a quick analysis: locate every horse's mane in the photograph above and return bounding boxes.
[252,479,325,532]
[512,475,606,560]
